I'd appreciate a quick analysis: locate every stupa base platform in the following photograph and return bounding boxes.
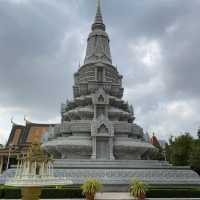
[2,159,200,191]
[53,159,200,191]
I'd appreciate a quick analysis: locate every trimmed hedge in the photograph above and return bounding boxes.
[146,188,200,198]
[0,189,3,198]
[41,188,83,199]
[0,187,200,198]
[3,188,21,199]
[0,187,83,199]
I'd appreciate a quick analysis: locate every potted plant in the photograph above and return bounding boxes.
[81,179,103,200]
[129,178,147,200]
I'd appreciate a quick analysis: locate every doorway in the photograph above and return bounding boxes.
[96,137,109,160]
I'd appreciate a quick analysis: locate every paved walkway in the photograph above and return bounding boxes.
[1,193,200,200]
[1,198,200,200]
[2,198,200,200]
[95,193,200,200]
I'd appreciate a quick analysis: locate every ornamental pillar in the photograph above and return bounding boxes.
[109,137,115,160]
[91,136,96,159]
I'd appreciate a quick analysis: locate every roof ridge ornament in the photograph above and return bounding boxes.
[24,115,31,124]
[11,117,16,126]
[11,117,21,126]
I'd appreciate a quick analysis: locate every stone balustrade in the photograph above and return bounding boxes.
[6,176,71,187]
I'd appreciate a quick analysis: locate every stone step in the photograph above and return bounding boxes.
[54,159,169,164]
[96,192,132,200]
[53,159,178,169]
[95,193,200,200]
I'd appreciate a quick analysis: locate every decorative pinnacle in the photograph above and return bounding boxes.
[92,0,105,31]
[95,0,103,23]
[97,0,101,15]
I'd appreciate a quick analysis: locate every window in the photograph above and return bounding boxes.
[97,67,103,82]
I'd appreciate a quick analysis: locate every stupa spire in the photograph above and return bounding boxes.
[92,0,105,31]
[84,0,112,64]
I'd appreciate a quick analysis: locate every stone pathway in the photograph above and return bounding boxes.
[95,193,200,200]
[1,198,200,200]
[1,193,200,200]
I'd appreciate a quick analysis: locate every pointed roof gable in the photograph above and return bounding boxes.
[6,124,25,147]
[19,122,53,144]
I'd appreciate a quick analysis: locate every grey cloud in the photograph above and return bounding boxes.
[0,0,200,143]
[0,0,84,120]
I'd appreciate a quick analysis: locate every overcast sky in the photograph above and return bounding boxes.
[0,0,200,145]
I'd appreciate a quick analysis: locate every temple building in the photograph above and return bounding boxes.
[0,121,53,173]
[150,133,162,148]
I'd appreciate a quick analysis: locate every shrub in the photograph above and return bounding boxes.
[81,179,103,200]
[129,179,147,200]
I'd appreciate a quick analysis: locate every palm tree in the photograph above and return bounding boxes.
[81,179,103,200]
[129,178,147,200]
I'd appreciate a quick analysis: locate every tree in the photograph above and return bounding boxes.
[189,139,200,175]
[148,148,165,161]
[0,144,3,148]
[167,133,193,166]
[81,179,103,200]
[166,133,200,175]
[197,128,200,139]
[129,178,148,200]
